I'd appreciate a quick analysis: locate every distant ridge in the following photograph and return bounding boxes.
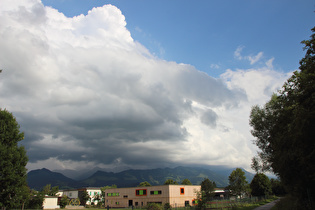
[27,166,254,190]
[27,168,79,190]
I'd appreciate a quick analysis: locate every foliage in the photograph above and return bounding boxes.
[139,181,151,186]
[164,203,172,210]
[249,27,315,209]
[59,195,68,209]
[201,178,215,200]
[270,178,285,196]
[0,109,29,209]
[79,190,90,206]
[42,184,59,196]
[146,203,163,210]
[196,178,215,209]
[181,178,192,185]
[250,173,271,197]
[164,179,178,185]
[26,191,45,209]
[93,193,101,207]
[228,168,248,199]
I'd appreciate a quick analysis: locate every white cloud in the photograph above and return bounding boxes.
[210,64,220,69]
[0,0,292,172]
[234,46,264,65]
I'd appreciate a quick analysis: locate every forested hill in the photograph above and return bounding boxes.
[27,166,254,190]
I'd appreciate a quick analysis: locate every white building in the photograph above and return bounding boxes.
[43,196,60,209]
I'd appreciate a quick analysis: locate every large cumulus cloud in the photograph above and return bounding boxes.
[0,0,291,171]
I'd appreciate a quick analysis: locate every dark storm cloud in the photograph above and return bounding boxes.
[0,1,290,171]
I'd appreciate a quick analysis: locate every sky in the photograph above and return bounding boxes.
[0,0,314,173]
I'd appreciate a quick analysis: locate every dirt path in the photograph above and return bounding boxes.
[253,199,280,210]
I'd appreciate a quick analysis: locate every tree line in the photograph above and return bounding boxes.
[249,26,315,209]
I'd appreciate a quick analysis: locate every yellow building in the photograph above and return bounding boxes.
[105,185,201,208]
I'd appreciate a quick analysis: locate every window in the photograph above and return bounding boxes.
[116,202,119,205]
[136,189,147,196]
[192,200,198,205]
[185,201,189,206]
[180,188,185,195]
[135,202,139,206]
[150,190,162,195]
[107,193,120,197]
[123,195,128,198]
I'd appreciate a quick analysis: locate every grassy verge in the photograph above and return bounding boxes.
[230,197,279,210]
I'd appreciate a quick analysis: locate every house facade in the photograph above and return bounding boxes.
[105,185,201,208]
[60,187,102,205]
[43,196,60,209]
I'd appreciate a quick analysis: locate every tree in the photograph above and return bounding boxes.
[0,109,29,209]
[197,178,215,209]
[42,184,59,196]
[59,195,69,209]
[228,168,248,199]
[181,179,192,185]
[250,173,271,197]
[249,27,315,209]
[139,181,151,186]
[26,190,44,209]
[164,179,178,185]
[79,191,90,206]
[270,178,286,196]
[93,193,101,207]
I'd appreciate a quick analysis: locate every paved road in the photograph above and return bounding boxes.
[254,199,280,210]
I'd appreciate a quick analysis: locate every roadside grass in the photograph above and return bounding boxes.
[64,197,279,210]
[230,197,279,210]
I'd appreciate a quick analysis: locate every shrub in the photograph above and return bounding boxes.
[164,203,172,210]
[147,203,163,210]
[59,195,68,209]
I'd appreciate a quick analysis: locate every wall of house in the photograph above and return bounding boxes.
[105,185,200,208]
[62,190,78,199]
[169,185,200,207]
[43,197,60,209]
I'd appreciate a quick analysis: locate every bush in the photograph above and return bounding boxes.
[147,203,163,210]
[59,195,68,209]
[164,203,172,210]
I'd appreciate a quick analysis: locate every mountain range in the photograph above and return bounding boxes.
[27,166,255,191]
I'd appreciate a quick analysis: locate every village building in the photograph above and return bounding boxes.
[60,187,102,205]
[104,185,201,208]
[43,196,60,209]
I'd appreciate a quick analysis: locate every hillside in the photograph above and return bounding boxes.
[27,168,80,190]
[27,166,254,190]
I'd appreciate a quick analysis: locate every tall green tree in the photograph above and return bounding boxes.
[249,27,315,209]
[228,168,248,199]
[250,173,271,197]
[0,109,28,209]
[197,178,215,209]
[79,191,90,206]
